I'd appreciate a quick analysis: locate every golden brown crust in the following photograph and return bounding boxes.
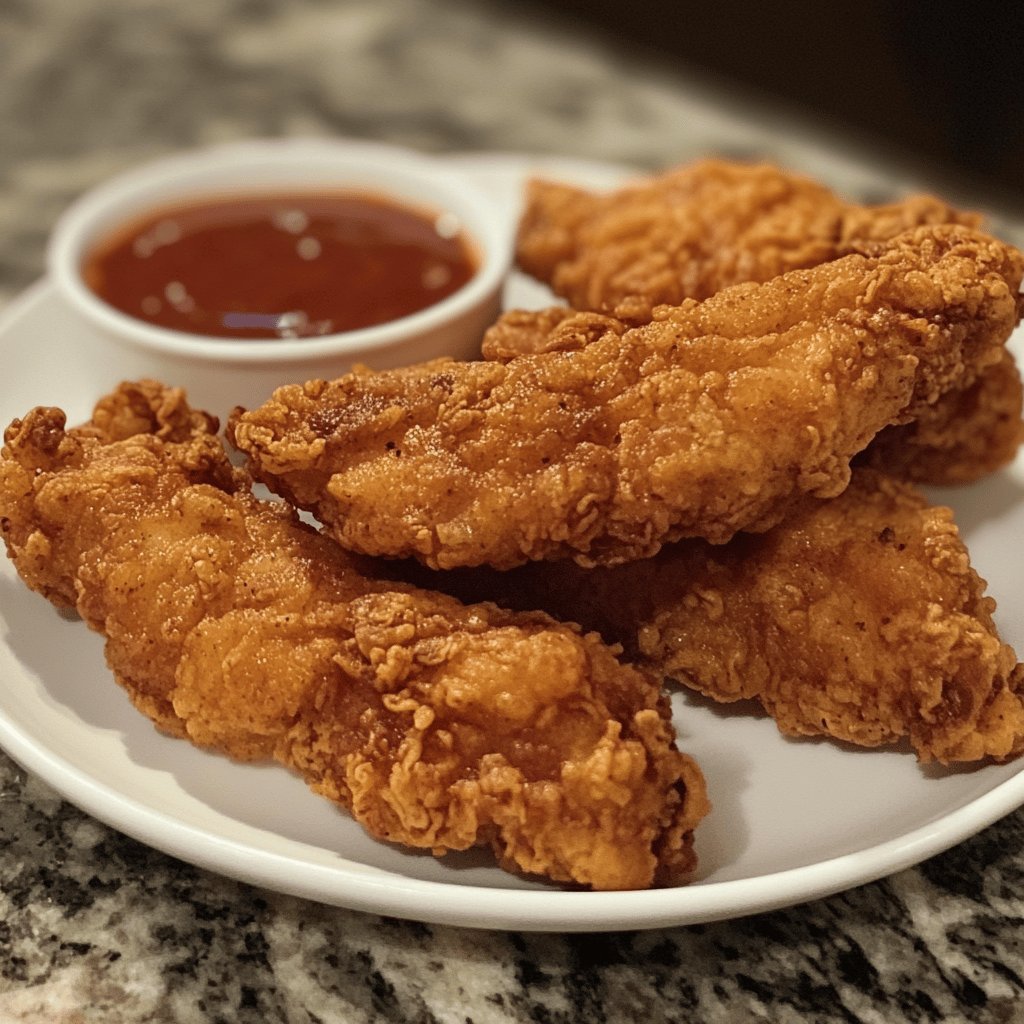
[619,470,1024,764]
[80,377,221,442]
[860,349,1024,485]
[411,469,1024,764]
[481,307,627,362]
[482,317,1024,489]
[516,159,982,323]
[231,226,1023,570]
[0,384,707,890]
[507,161,1020,486]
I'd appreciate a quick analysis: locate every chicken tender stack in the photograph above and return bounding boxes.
[231,226,1023,570]
[509,160,1024,485]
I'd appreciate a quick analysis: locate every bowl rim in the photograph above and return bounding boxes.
[46,138,511,365]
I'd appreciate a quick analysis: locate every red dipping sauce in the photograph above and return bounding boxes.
[82,191,478,340]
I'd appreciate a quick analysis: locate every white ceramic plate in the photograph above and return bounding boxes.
[1,151,1023,932]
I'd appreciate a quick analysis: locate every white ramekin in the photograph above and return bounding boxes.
[47,138,511,417]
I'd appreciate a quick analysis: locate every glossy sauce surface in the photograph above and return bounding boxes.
[83,191,478,339]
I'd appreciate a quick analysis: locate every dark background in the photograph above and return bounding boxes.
[535,0,1024,210]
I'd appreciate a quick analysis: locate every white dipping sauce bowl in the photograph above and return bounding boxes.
[47,139,511,418]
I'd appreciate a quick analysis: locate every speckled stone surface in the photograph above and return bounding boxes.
[3,1,1024,1021]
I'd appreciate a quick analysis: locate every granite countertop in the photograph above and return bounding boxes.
[3,1,1024,1021]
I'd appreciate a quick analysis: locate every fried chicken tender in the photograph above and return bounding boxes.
[515,159,981,323]
[230,226,1023,570]
[481,305,1024,489]
[859,348,1024,484]
[0,382,708,890]
[496,162,1024,486]
[411,470,1024,764]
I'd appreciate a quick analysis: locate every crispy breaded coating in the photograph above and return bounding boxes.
[0,383,707,890]
[496,163,1023,486]
[861,348,1024,484]
[481,308,628,362]
[81,377,220,443]
[412,470,1024,764]
[516,159,981,323]
[481,309,1024,488]
[230,226,1023,569]
[576,469,1024,764]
